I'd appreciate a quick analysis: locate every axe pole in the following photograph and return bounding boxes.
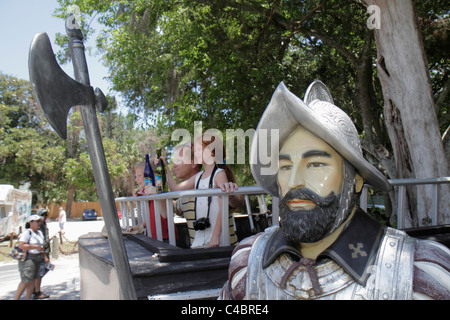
[66,17,136,300]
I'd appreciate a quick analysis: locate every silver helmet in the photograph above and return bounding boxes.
[250,80,391,197]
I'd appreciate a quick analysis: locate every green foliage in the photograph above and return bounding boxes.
[0,73,66,195]
[0,73,150,206]
[51,0,449,186]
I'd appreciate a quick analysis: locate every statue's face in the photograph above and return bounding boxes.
[278,126,344,204]
[277,126,345,243]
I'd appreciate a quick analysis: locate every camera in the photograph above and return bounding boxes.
[193,217,211,231]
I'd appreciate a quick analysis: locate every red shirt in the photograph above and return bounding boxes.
[148,200,169,239]
[136,187,175,240]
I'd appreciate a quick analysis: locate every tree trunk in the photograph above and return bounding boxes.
[66,185,76,218]
[363,0,449,227]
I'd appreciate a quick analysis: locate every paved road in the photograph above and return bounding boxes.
[0,219,105,300]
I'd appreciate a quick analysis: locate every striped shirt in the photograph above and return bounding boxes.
[175,197,238,247]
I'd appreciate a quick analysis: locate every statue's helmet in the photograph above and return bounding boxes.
[250,81,391,197]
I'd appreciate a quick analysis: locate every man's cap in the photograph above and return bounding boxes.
[28,214,43,222]
[36,208,48,216]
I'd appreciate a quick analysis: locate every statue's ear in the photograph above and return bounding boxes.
[355,174,364,193]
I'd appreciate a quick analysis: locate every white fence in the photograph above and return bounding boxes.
[360,177,450,229]
[116,177,450,246]
[115,186,277,247]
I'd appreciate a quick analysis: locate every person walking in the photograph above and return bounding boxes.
[14,215,48,300]
[32,208,51,299]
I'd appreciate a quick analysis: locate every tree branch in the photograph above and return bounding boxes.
[436,76,450,115]
[259,0,281,37]
[301,28,358,67]
[293,0,326,27]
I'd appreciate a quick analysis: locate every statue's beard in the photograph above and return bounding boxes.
[279,187,341,243]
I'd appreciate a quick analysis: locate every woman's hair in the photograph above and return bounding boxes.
[200,133,236,183]
[135,161,145,169]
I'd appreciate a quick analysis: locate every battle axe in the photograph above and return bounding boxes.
[29,14,136,300]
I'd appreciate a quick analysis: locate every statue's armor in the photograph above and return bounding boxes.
[246,224,416,300]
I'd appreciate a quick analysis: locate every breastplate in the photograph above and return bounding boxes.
[246,226,416,300]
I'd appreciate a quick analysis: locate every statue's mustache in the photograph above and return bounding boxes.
[280,187,336,209]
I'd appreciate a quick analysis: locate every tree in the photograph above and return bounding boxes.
[362,0,449,226]
[54,0,449,225]
[0,73,146,214]
[62,103,145,208]
[0,73,67,202]
[97,97,144,196]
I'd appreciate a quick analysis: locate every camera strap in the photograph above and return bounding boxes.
[194,165,219,221]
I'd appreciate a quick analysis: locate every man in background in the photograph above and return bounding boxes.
[56,207,66,234]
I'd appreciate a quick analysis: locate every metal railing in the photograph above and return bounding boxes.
[116,177,449,246]
[360,177,450,229]
[115,186,278,247]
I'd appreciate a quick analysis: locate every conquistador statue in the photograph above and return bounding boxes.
[219,81,450,300]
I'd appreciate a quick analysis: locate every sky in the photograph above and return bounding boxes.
[0,0,112,95]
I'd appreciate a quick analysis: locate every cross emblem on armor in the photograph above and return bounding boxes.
[349,242,367,258]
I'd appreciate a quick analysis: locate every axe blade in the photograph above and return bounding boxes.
[28,32,94,140]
